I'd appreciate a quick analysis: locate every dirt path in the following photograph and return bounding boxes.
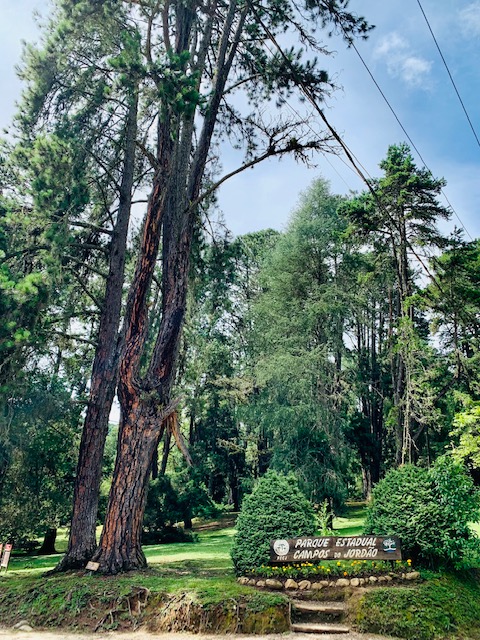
[192,514,237,531]
[0,630,400,640]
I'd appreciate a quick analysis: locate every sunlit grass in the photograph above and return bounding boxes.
[0,523,264,627]
[6,527,237,577]
[18,504,480,581]
[6,507,369,576]
[333,502,366,536]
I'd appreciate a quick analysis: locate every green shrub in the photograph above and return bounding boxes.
[142,525,197,545]
[364,457,480,568]
[230,470,316,575]
[355,570,480,640]
[143,472,217,541]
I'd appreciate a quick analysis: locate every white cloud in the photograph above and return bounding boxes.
[400,57,433,88]
[374,32,433,89]
[459,2,480,37]
[374,33,409,59]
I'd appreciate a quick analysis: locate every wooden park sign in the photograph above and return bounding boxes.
[270,536,402,563]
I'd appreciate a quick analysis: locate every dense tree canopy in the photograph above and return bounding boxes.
[1,0,479,579]
[3,0,373,574]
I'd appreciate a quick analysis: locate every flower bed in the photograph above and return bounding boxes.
[246,558,413,580]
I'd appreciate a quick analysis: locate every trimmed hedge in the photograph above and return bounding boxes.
[364,457,480,568]
[231,470,316,575]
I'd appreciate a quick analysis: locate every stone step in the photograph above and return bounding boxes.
[291,622,350,634]
[291,600,346,615]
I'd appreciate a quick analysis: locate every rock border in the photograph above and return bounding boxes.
[237,571,420,591]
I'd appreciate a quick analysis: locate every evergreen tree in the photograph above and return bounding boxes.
[345,144,451,464]
[89,0,370,573]
[250,178,354,507]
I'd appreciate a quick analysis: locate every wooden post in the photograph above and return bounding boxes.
[0,544,13,572]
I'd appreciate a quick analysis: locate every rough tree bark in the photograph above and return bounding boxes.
[91,176,194,572]
[55,91,138,571]
[91,0,245,573]
[86,0,370,573]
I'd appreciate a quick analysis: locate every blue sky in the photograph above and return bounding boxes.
[1,0,479,240]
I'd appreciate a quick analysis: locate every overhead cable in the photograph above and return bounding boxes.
[256,20,446,293]
[416,0,480,150]
[343,32,474,241]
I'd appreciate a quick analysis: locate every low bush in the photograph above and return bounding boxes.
[354,570,480,640]
[143,473,216,541]
[230,470,316,575]
[141,525,197,545]
[364,457,480,568]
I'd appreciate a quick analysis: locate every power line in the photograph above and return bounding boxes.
[279,97,358,192]
[262,30,473,243]
[281,94,378,193]
[345,32,474,241]
[416,0,480,150]
[256,20,446,294]
[248,40,360,194]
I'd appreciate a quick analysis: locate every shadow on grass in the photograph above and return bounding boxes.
[6,527,237,577]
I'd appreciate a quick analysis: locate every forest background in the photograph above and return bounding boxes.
[0,0,479,575]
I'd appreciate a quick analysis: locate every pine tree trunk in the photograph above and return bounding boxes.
[160,429,172,476]
[370,316,383,486]
[90,3,245,574]
[55,91,138,571]
[91,170,192,573]
[91,399,163,573]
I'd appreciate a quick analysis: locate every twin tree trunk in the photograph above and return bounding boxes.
[92,171,195,572]
[91,399,167,572]
[56,92,138,571]
[90,2,241,573]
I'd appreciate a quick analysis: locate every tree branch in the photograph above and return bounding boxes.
[51,330,98,348]
[70,221,113,236]
[190,136,328,210]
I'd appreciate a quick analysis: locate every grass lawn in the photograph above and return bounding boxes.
[333,502,366,536]
[0,505,369,628]
[3,505,480,639]
[6,526,237,593]
[9,503,367,576]
[0,524,289,632]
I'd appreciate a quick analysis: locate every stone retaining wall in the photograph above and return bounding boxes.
[238,571,420,591]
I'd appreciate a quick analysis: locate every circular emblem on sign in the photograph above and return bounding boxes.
[273,539,290,556]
